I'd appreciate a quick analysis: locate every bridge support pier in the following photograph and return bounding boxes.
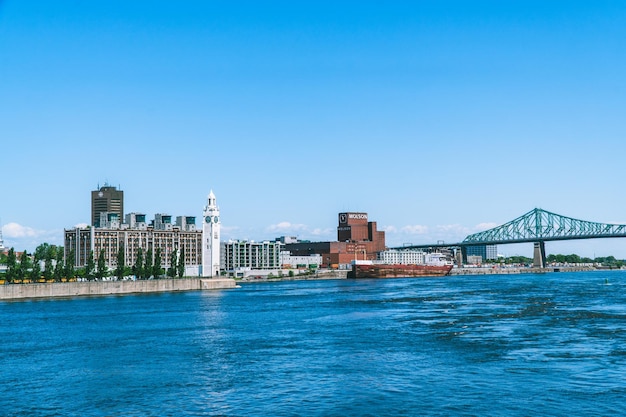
[455,247,464,267]
[533,241,546,268]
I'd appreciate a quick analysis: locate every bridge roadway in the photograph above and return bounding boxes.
[389,208,626,268]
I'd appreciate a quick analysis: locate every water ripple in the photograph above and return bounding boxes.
[1,272,626,415]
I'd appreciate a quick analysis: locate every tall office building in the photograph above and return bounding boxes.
[465,244,498,261]
[91,184,124,227]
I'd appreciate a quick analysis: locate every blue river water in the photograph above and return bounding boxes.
[1,270,626,416]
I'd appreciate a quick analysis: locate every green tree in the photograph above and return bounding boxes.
[53,249,64,282]
[152,248,162,279]
[43,246,54,281]
[123,266,133,278]
[177,247,185,278]
[115,245,125,281]
[85,250,95,281]
[96,249,107,280]
[144,248,153,279]
[504,256,532,265]
[30,256,41,281]
[133,248,144,280]
[34,243,51,263]
[64,249,75,280]
[5,248,17,283]
[18,251,32,281]
[75,267,86,279]
[167,250,177,278]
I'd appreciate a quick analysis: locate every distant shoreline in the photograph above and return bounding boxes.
[238,270,348,283]
[451,266,621,275]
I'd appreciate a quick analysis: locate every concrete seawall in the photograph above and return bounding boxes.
[0,278,237,300]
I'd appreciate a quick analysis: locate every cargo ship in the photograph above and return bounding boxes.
[348,260,453,279]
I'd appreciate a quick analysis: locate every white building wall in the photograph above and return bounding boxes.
[222,240,282,271]
[378,249,426,264]
[279,251,322,268]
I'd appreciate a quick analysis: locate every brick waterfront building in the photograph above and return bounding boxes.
[284,212,386,268]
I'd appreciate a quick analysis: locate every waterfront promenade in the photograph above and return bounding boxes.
[0,278,237,300]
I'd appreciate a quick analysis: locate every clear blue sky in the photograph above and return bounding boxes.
[2,1,626,258]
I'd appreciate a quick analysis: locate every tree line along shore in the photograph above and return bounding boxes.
[0,243,188,285]
[1,242,625,285]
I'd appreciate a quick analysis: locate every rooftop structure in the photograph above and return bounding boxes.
[91,183,124,227]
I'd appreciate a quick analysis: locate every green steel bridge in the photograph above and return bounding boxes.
[395,208,626,267]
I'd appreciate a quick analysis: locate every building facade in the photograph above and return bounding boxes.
[221,240,282,273]
[66,191,218,276]
[284,211,386,268]
[91,184,124,227]
[64,224,203,275]
[337,212,385,253]
[465,244,498,261]
[279,251,322,269]
[378,249,426,264]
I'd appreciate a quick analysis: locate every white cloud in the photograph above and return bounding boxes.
[474,222,498,231]
[3,222,40,238]
[220,225,240,233]
[309,227,334,237]
[434,224,469,234]
[386,223,500,245]
[400,225,429,235]
[2,223,62,252]
[266,221,308,233]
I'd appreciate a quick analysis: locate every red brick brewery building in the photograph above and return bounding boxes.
[284,212,386,268]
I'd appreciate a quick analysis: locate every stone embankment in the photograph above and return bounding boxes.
[0,278,237,300]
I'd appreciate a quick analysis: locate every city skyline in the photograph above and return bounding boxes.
[2,1,626,258]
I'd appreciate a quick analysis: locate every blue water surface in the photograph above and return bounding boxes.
[1,271,626,416]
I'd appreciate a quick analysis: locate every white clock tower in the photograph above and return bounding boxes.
[202,190,221,277]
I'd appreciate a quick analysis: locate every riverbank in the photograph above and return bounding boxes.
[451,265,603,275]
[238,269,348,283]
[0,278,237,300]
[237,266,610,283]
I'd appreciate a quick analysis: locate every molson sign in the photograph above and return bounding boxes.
[339,212,368,224]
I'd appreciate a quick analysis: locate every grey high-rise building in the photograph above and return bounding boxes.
[465,244,498,261]
[91,184,124,227]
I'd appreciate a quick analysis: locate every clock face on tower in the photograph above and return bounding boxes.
[213,216,219,223]
[205,216,212,223]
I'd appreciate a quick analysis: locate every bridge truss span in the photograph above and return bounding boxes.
[463,208,626,245]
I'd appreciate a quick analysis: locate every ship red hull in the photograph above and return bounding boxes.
[348,263,453,279]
